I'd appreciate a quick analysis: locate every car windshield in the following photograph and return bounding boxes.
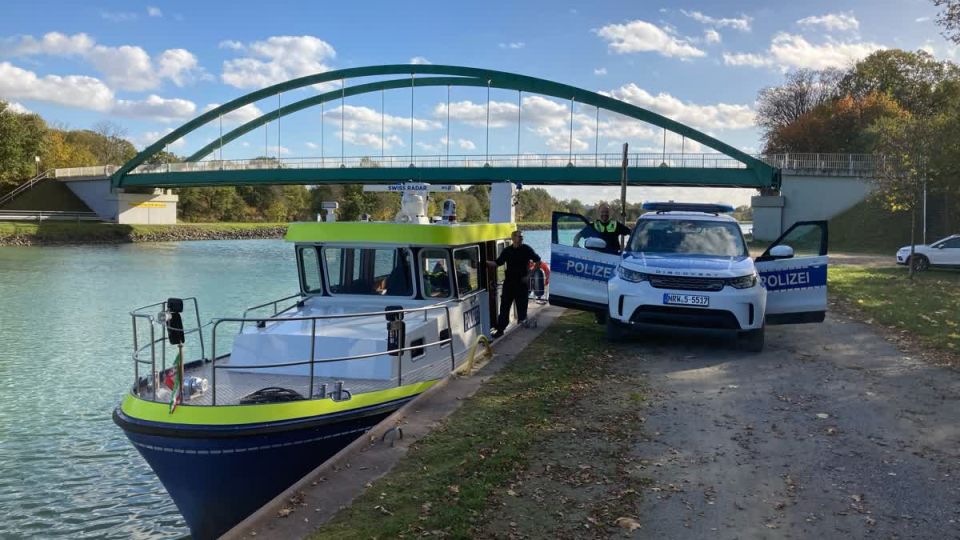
[628,218,747,257]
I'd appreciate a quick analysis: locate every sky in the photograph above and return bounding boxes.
[0,0,953,207]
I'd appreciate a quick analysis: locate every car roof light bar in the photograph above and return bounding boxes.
[641,201,735,215]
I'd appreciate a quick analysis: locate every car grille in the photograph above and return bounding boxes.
[648,274,724,292]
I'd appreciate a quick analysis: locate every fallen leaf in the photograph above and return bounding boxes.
[615,517,642,530]
[506,489,518,497]
[816,413,830,419]
[277,508,292,518]
[448,485,460,495]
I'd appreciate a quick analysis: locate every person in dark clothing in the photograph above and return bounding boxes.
[487,230,541,339]
[573,202,631,254]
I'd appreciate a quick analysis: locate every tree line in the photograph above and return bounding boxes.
[755,46,960,242]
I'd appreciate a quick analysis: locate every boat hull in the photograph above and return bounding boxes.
[114,399,409,540]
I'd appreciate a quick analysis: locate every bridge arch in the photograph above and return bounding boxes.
[112,64,778,189]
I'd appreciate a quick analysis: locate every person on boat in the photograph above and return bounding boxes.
[573,202,631,254]
[487,230,542,339]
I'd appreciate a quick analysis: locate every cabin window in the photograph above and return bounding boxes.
[420,249,452,298]
[453,246,480,296]
[323,247,413,296]
[299,247,324,294]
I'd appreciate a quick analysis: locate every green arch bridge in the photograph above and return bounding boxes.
[111,65,779,190]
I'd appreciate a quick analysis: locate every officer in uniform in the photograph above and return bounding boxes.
[574,202,631,254]
[487,230,542,339]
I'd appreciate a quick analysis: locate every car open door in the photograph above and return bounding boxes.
[755,221,828,324]
[548,212,621,314]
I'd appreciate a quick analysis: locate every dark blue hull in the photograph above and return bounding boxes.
[114,400,409,539]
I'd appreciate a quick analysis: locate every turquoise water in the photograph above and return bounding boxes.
[0,231,551,539]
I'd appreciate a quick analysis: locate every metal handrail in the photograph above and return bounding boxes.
[209,302,456,405]
[130,297,205,400]
[0,169,51,206]
[239,292,305,331]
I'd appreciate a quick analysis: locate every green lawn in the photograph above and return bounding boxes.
[309,312,620,539]
[0,221,286,244]
[829,265,960,355]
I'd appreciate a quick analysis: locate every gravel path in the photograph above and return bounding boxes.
[627,314,960,539]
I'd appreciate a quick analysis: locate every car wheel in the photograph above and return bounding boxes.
[739,326,764,353]
[606,317,627,342]
[909,255,930,272]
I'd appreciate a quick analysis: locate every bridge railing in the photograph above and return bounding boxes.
[51,153,894,180]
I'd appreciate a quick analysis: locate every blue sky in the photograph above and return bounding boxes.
[0,0,951,205]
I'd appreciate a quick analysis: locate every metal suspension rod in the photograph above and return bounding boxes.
[485,80,491,165]
[277,92,281,160]
[516,90,521,167]
[410,73,415,164]
[320,100,324,165]
[662,128,666,163]
[381,89,385,159]
[594,106,599,166]
[568,97,575,165]
[218,114,223,162]
[341,79,345,165]
[445,85,450,165]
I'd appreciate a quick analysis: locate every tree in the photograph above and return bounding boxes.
[0,101,47,194]
[837,49,960,116]
[934,0,960,43]
[756,69,842,150]
[89,121,137,164]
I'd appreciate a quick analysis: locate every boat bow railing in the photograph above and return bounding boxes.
[130,298,206,400]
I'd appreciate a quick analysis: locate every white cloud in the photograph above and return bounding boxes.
[594,67,608,75]
[136,129,186,150]
[305,141,319,149]
[603,83,755,130]
[267,145,290,155]
[218,40,245,50]
[409,56,431,65]
[147,6,163,17]
[916,16,931,23]
[498,42,525,49]
[595,20,705,58]
[202,102,265,124]
[324,105,438,150]
[724,33,884,70]
[722,52,774,67]
[0,61,114,111]
[100,11,137,22]
[222,35,336,89]
[113,95,196,122]
[680,10,752,31]
[797,12,859,31]
[704,29,722,44]
[0,32,204,91]
[441,136,477,151]
[6,101,31,114]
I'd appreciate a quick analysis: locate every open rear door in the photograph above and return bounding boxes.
[755,221,828,324]
[548,212,620,313]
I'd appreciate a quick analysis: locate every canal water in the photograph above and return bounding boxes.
[0,232,552,539]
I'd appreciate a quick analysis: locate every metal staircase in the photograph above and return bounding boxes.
[0,170,52,207]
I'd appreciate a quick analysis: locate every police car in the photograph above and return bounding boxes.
[548,202,828,352]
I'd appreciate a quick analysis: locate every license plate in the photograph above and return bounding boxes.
[662,293,709,307]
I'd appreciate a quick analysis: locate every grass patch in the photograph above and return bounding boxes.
[0,221,286,244]
[830,265,960,354]
[309,312,618,539]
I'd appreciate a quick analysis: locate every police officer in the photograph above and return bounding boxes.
[487,230,541,339]
[574,202,631,254]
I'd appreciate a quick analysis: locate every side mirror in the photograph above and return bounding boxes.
[584,237,607,250]
[769,245,794,259]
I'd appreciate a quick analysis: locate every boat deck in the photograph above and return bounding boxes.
[147,353,454,406]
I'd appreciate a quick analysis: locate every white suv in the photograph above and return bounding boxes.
[549,203,829,352]
[896,234,960,271]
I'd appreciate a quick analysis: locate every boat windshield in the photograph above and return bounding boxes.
[320,247,414,296]
[628,218,748,257]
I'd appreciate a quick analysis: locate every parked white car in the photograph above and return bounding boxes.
[549,202,829,352]
[896,234,960,271]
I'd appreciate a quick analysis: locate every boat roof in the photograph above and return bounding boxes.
[286,221,517,246]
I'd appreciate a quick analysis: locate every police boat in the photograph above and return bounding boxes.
[113,183,525,539]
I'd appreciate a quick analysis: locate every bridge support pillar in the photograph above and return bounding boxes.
[489,182,517,224]
[751,195,785,242]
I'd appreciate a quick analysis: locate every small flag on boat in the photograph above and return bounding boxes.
[169,348,182,413]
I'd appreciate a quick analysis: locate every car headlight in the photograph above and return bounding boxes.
[617,266,648,282]
[727,273,757,289]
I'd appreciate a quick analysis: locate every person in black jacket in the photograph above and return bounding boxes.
[487,230,542,338]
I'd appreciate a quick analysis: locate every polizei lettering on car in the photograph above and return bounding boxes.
[758,265,827,291]
[552,252,617,282]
